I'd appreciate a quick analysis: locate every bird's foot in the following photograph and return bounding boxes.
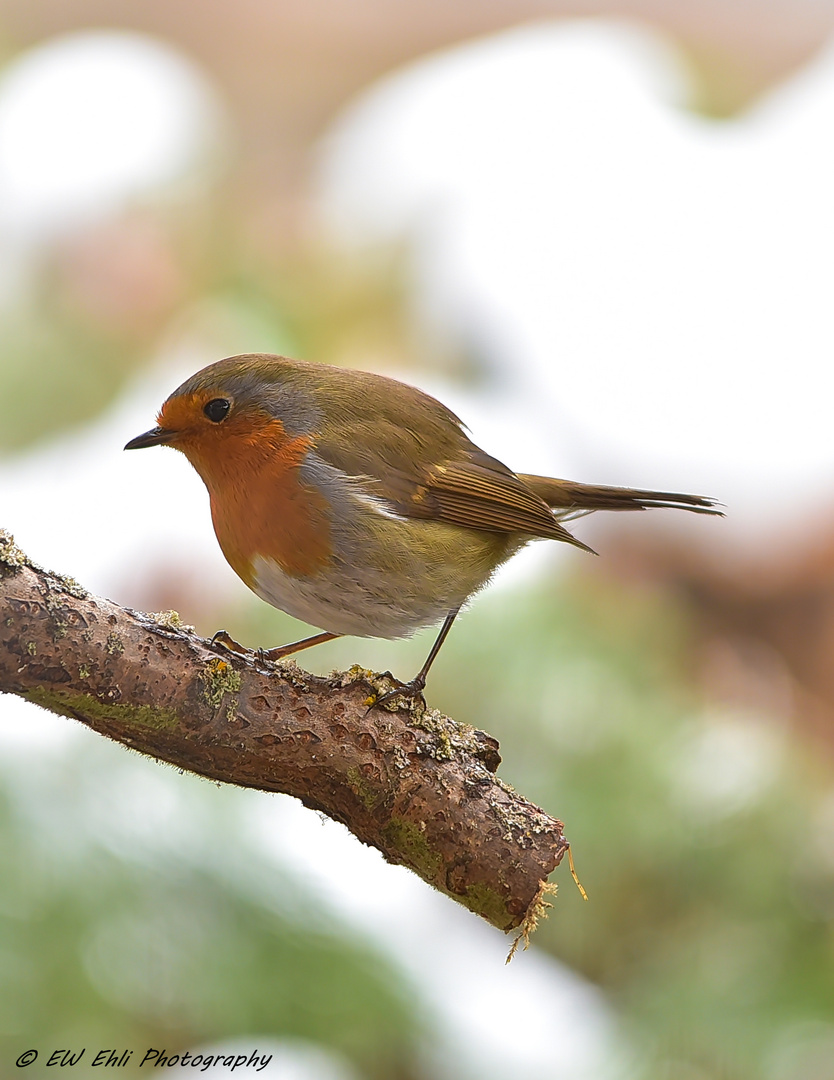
[372,671,427,712]
[210,630,274,668]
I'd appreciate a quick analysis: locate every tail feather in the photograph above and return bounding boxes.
[518,475,722,517]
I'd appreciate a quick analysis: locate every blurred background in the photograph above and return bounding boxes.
[2,1,834,1078]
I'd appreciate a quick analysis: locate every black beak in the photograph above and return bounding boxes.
[124,426,174,451]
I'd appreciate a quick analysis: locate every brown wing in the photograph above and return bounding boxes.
[404,455,595,551]
[315,411,594,552]
[305,366,593,551]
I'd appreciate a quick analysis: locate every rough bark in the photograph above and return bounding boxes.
[0,530,568,935]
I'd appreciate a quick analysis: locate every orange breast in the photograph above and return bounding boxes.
[177,410,332,585]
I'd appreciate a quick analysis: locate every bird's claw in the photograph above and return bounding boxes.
[371,672,427,712]
[211,629,248,657]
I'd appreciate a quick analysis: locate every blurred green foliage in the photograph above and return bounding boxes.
[0,205,413,456]
[0,741,419,1079]
[430,573,834,1080]
[0,307,138,452]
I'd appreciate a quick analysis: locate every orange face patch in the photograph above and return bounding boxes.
[161,395,332,581]
[157,391,210,435]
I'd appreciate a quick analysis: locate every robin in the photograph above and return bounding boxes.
[125,353,719,700]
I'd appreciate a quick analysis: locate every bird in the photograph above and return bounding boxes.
[125,353,720,701]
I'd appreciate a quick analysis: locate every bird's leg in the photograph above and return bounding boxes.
[374,607,461,709]
[259,631,341,661]
[211,629,341,664]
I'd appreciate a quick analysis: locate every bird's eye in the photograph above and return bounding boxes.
[203,398,231,423]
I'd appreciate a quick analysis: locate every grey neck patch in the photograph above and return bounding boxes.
[170,359,323,437]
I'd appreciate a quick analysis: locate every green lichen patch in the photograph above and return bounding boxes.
[329,665,426,713]
[331,663,378,697]
[273,659,310,690]
[0,529,29,575]
[346,765,382,811]
[490,791,555,841]
[52,572,89,599]
[461,882,514,930]
[364,673,427,717]
[335,664,380,707]
[411,708,456,760]
[199,657,242,709]
[391,746,410,771]
[152,609,195,633]
[105,631,125,656]
[37,579,72,637]
[382,817,443,881]
[410,709,501,767]
[333,663,373,686]
[24,687,179,731]
[382,817,517,929]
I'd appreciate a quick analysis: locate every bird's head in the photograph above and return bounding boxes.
[125,354,321,481]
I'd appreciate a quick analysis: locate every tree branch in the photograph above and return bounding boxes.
[0,529,568,935]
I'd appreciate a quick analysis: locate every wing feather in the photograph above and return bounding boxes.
[314,419,594,552]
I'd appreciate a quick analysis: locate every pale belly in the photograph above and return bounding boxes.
[250,554,440,638]
[249,519,523,639]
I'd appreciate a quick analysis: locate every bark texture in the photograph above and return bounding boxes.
[0,530,568,933]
